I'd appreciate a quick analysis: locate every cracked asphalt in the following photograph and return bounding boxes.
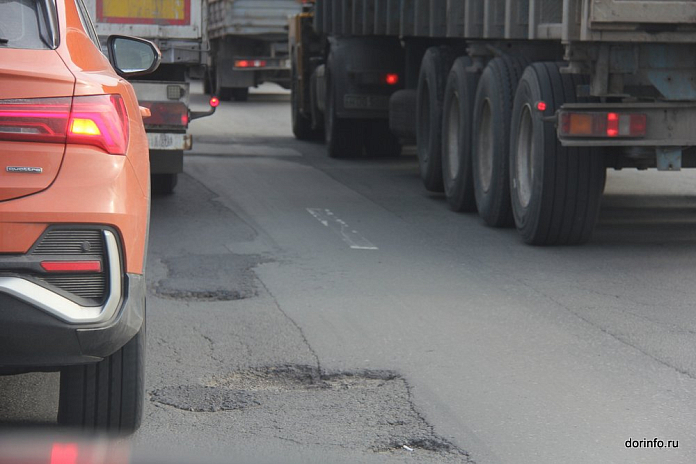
[3,83,696,464]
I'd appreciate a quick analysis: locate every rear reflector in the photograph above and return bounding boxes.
[0,95,129,155]
[560,112,647,138]
[41,260,102,273]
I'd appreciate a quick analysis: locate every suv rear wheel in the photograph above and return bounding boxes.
[58,319,145,433]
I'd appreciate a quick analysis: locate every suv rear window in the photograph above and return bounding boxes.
[0,0,51,49]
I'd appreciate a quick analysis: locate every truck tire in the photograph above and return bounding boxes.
[389,89,417,142]
[472,56,525,227]
[151,173,178,195]
[204,69,214,96]
[416,47,456,192]
[325,69,364,158]
[510,63,605,245]
[215,67,232,101]
[441,56,479,212]
[364,120,401,157]
[232,87,249,102]
[291,64,318,140]
[58,319,145,433]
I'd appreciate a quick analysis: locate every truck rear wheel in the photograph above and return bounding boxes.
[416,47,456,192]
[389,89,417,143]
[291,64,318,140]
[510,63,605,245]
[472,56,525,227]
[441,56,479,212]
[215,67,232,101]
[151,173,178,195]
[58,319,145,433]
[325,72,364,158]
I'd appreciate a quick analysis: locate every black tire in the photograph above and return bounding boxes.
[325,66,364,159]
[58,320,146,433]
[389,89,417,142]
[232,87,249,102]
[416,46,456,192]
[364,120,401,157]
[441,56,479,212]
[472,56,526,227]
[203,69,214,96]
[510,63,605,245]
[151,173,178,195]
[215,67,232,101]
[291,63,317,140]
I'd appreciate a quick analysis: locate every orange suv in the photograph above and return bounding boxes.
[0,0,159,432]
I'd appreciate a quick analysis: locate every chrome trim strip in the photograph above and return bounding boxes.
[0,230,122,324]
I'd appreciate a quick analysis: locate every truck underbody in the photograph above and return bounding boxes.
[291,0,696,245]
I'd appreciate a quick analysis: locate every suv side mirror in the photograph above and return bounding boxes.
[107,35,161,77]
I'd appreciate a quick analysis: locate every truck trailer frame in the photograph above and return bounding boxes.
[291,0,696,245]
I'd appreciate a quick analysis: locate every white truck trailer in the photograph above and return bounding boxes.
[290,0,696,245]
[85,0,216,194]
[207,0,303,101]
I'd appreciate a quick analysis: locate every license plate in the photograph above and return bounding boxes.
[343,95,390,111]
[147,133,186,150]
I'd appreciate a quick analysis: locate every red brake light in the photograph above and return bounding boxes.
[67,95,129,155]
[234,60,266,68]
[0,95,129,155]
[606,112,619,137]
[385,73,399,85]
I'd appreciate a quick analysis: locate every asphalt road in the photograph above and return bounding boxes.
[2,83,696,464]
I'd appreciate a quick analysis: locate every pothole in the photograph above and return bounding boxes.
[208,364,399,392]
[151,365,470,461]
[154,253,269,302]
[155,289,251,301]
[150,385,259,412]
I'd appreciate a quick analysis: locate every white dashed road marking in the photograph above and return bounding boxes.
[307,208,379,250]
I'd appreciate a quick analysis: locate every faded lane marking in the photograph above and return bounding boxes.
[307,208,379,250]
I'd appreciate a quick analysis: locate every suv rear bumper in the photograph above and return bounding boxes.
[0,273,145,370]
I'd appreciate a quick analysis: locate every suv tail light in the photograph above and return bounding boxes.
[0,97,71,144]
[0,95,129,155]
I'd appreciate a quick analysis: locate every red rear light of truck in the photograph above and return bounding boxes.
[0,95,129,155]
[559,112,647,138]
[235,60,266,68]
[138,101,189,128]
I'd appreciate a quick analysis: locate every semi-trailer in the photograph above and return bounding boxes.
[290,0,696,245]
